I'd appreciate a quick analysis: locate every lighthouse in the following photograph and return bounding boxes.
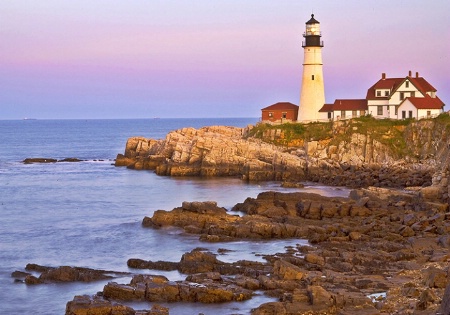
[297,14,326,122]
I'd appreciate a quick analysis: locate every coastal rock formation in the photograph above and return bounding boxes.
[128,248,270,277]
[103,273,252,304]
[66,295,136,315]
[115,117,450,201]
[15,188,445,314]
[12,264,129,284]
[116,126,307,181]
[136,190,449,314]
[66,295,170,315]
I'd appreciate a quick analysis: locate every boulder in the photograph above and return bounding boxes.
[304,253,325,266]
[423,266,448,288]
[65,295,135,315]
[22,265,126,284]
[307,285,334,307]
[273,260,304,281]
[23,158,57,164]
[438,283,450,315]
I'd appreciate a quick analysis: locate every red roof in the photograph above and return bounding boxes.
[408,77,436,94]
[367,75,437,100]
[328,99,368,111]
[403,95,444,109]
[261,102,298,111]
[319,104,334,112]
[366,78,403,100]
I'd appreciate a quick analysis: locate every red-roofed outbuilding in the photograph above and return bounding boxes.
[397,95,444,119]
[261,102,299,122]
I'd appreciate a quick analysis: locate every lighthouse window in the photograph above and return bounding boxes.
[311,75,315,80]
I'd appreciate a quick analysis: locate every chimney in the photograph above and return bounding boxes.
[382,73,386,80]
[416,72,419,78]
[408,70,412,77]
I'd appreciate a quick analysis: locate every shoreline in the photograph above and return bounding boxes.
[14,187,449,314]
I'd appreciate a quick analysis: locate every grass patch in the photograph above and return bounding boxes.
[335,116,413,157]
[248,122,332,146]
[249,114,450,158]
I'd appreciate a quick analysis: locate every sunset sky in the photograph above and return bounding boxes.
[1,0,449,119]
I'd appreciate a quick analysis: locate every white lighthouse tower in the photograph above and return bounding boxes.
[297,14,326,122]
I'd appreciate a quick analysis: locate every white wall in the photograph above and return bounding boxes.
[333,110,366,120]
[397,100,417,119]
[298,47,325,122]
[417,108,442,119]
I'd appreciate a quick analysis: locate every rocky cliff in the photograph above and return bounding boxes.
[115,116,450,202]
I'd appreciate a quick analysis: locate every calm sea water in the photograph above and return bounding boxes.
[0,118,349,315]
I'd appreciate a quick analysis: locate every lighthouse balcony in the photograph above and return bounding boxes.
[302,40,324,47]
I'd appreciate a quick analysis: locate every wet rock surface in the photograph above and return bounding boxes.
[15,189,450,314]
[136,191,449,314]
[12,264,130,284]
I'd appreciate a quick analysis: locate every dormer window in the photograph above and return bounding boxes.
[376,90,381,97]
[384,91,389,96]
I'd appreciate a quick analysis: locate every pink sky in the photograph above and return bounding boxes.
[1,0,449,119]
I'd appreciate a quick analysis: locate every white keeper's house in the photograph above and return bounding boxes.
[320,71,445,120]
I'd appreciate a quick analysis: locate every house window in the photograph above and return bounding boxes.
[395,106,398,115]
[400,92,405,100]
[327,112,332,119]
[282,112,287,119]
[385,91,389,96]
[268,112,273,117]
[360,110,365,116]
[311,75,315,80]
[427,111,431,117]
[411,91,415,97]
[352,110,357,117]
[405,81,409,88]
[341,110,346,118]
[376,90,381,97]
[377,106,383,116]
[409,111,413,118]
[402,111,406,119]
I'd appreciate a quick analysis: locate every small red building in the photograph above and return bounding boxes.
[261,102,299,122]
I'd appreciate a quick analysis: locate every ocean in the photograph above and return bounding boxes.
[0,118,349,314]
